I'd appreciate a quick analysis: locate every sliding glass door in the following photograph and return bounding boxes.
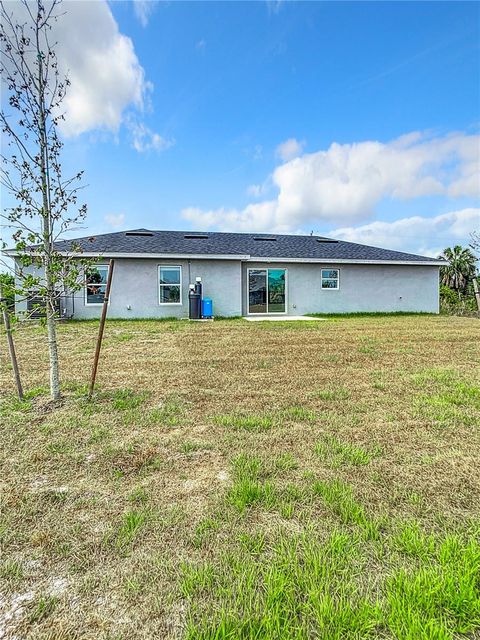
[248,268,286,314]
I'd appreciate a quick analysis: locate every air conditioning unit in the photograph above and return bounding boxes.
[26,292,61,319]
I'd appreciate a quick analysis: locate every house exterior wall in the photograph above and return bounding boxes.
[14,257,440,319]
[14,258,243,319]
[241,262,440,315]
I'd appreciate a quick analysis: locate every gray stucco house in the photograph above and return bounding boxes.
[12,229,444,318]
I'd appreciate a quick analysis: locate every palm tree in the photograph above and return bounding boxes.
[439,245,477,294]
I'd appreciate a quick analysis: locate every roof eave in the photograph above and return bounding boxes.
[247,257,445,266]
[3,249,445,266]
[3,250,251,261]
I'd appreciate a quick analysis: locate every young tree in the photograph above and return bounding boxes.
[439,245,477,295]
[470,231,480,312]
[471,231,480,255]
[1,0,89,401]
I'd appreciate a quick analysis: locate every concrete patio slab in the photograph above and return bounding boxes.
[243,315,323,321]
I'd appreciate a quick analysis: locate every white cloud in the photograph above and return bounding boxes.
[272,131,479,228]
[331,208,480,258]
[127,119,174,153]
[56,2,148,137]
[133,0,158,27]
[3,1,152,138]
[182,201,284,233]
[275,137,305,162]
[182,131,480,232]
[196,39,206,52]
[104,213,126,229]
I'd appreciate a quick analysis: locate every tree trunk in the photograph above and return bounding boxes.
[46,300,60,400]
[42,209,61,400]
[37,21,61,401]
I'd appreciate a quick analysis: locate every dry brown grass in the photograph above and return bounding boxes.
[0,315,479,639]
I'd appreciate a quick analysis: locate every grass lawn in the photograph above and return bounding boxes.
[1,315,479,639]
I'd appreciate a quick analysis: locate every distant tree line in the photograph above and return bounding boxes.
[439,237,479,315]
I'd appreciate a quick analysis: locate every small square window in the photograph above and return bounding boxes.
[321,268,339,290]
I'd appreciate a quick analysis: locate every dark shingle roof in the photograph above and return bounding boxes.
[51,229,443,263]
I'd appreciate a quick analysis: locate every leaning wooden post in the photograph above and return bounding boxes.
[1,290,24,401]
[88,259,115,399]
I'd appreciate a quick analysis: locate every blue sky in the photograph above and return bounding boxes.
[4,1,480,256]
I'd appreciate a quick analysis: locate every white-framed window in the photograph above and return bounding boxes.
[321,268,339,290]
[159,265,182,305]
[85,264,109,305]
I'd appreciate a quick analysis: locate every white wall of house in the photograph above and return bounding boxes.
[15,257,243,319]
[15,257,440,319]
[241,262,440,315]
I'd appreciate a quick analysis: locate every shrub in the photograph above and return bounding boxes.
[0,272,15,312]
[440,284,477,316]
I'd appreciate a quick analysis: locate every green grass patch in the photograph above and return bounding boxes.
[358,337,380,355]
[214,413,274,432]
[391,521,436,558]
[308,312,434,319]
[182,530,381,638]
[128,486,149,505]
[0,385,49,414]
[316,436,375,467]
[312,479,381,539]
[387,535,480,638]
[272,452,298,473]
[227,454,276,512]
[114,510,147,549]
[0,558,24,580]
[146,394,187,427]
[192,517,221,549]
[238,531,266,555]
[315,387,350,401]
[180,561,215,599]
[411,368,480,427]
[111,388,149,410]
[180,440,213,454]
[115,333,134,342]
[281,405,317,422]
[27,595,58,625]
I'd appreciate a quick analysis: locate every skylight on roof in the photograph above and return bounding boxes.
[184,234,209,239]
[253,237,276,241]
[125,231,153,237]
[316,238,338,243]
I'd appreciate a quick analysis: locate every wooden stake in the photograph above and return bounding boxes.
[88,259,115,399]
[1,293,24,401]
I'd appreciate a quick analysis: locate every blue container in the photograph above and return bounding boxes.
[202,297,213,318]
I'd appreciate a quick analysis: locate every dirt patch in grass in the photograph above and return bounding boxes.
[1,315,479,638]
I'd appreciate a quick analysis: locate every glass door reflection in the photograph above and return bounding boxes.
[248,268,286,314]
